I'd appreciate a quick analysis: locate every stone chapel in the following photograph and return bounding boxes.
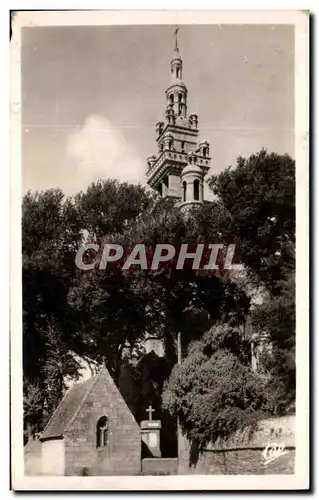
[38,367,141,476]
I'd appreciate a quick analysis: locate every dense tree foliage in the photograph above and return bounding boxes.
[208,149,295,293]
[22,182,153,436]
[22,189,82,436]
[162,325,269,457]
[73,179,153,240]
[251,271,295,413]
[22,149,295,447]
[162,150,296,446]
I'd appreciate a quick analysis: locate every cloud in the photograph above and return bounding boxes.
[65,114,145,193]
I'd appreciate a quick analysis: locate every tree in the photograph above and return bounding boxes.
[207,149,295,412]
[22,181,154,433]
[41,321,83,425]
[163,150,296,451]
[23,150,295,439]
[23,382,43,443]
[67,188,252,387]
[73,179,153,241]
[207,149,295,293]
[251,271,295,414]
[67,264,148,382]
[66,180,155,381]
[112,199,252,361]
[22,189,83,435]
[162,324,269,463]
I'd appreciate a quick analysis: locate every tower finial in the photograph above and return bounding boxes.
[174,25,179,51]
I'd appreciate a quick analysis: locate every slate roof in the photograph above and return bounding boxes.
[40,374,98,440]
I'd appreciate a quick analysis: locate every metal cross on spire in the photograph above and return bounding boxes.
[174,25,180,50]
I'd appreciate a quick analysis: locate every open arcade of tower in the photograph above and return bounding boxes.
[146,28,211,207]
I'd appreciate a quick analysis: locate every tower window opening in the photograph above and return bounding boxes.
[160,144,164,153]
[194,179,200,201]
[182,181,187,202]
[168,140,173,151]
[203,147,208,157]
[176,67,180,78]
[96,416,108,448]
[181,141,185,152]
[178,93,183,103]
[169,94,174,105]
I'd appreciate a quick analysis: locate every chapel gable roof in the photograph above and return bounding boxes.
[40,374,97,440]
[39,365,141,441]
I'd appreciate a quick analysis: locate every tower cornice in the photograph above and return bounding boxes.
[165,82,187,93]
[156,123,198,142]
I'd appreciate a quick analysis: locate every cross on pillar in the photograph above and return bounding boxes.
[146,405,155,422]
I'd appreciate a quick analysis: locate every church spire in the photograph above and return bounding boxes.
[146,27,211,203]
[170,25,183,82]
[166,26,187,119]
[174,25,180,54]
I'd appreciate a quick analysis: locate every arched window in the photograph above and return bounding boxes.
[168,140,173,151]
[203,147,208,157]
[96,416,108,448]
[194,179,200,201]
[178,93,183,103]
[176,67,180,78]
[169,94,174,105]
[182,181,187,202]
[160,144,164,153]
[181,141,185,152]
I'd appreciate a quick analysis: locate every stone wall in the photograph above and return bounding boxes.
[142,458,178,475]
[42,438,65,475]
[24,437,42,476]
[178,415,295,475]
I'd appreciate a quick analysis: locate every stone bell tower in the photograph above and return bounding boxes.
[146,27,211,206]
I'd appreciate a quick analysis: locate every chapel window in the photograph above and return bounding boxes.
[194,179,200,201]
[96,416,108,448]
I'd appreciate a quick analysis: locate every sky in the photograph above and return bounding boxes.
[22,24,294,197]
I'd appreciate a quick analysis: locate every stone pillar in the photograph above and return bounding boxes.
[162,176,169,196]
[168,174,182,198]
[140,420,162,457]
